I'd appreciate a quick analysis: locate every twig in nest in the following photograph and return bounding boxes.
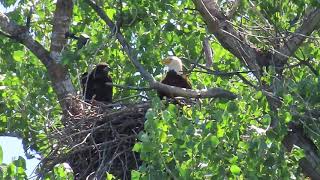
[43,100,149,179]
[69,133,92,151]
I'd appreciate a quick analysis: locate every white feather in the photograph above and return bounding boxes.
[166,56,183,75]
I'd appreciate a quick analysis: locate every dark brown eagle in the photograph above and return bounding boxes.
[81,63,113,103]
[158,56,192,99]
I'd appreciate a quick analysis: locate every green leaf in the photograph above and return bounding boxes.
[7,163,15,176]
[230,164,241,175]
[167,104,176,113]
[132,143,142,152]
[284,94,293,105]
[227,102,238,112]
[106,172,115,180]
[0,146,2,164]
[145,109,156,120]
[12,50,24,62]
[141,142,154,152]
[106,9,116,19]
[131,170,141,180]
[254,91,263,100]
[14,156,26,169]
[210,136,219,147]
[292,147,305,160]
[284,112,292,123]
[1,0,16,7]
[217,125,225,138]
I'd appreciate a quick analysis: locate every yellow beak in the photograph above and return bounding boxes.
[162,58,171,65]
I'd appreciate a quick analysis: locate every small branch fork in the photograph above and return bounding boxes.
[192,0,320,128]
[85,0,236,100]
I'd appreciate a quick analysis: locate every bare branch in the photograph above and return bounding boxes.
[152,82,237,99]
[236,74,258,89]
[86,0,236,100]
[0,12,52,68]
[283,122,320,179]
[203,37,213,68]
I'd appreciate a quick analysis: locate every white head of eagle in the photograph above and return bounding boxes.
[162,56,183,75]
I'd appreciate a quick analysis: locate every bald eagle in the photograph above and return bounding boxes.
[158,56,192,99]
[81,63,113,103]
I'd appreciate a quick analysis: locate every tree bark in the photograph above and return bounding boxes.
[0,0,75,112]
[193,0,320,178]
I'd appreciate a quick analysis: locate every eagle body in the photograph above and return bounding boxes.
[81,63,113,103]
[158,70,192,99]
[158,56,192,99]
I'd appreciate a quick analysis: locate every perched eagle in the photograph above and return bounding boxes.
[81,63,113,103]
[158,56,192,99]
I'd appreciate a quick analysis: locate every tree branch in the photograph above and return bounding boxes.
[283,121,320,179]
[191,1,320,178]
[50,0,74,61]
[85,0,154,82]
[153,82,237,99]
[192,0,261,78]
[0,30,13,38]
[85,0,236,100]
[226,0,241,19]
[0,2,75,112]
[276,8,320,62]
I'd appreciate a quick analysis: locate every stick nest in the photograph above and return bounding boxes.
[43,96,149,180]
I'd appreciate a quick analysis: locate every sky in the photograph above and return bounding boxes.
[0,1,19,12]
[0,136,40,178]
[0,1,40,179]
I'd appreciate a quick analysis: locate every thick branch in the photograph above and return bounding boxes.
[192,0,261,78]
[86,0,236,99]
[283,122,320,179]
[50,0,73,61]
[152,82,236,99]
[0,10,75,111]
[276,8,320,62]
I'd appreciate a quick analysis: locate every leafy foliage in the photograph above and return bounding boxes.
[0,145,27,179]
[0,0,319,179]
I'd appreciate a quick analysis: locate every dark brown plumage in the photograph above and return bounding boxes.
[158,70,192,99]
[81,63,113,103]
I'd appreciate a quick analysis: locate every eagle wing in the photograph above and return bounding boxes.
[158,70,192,99]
